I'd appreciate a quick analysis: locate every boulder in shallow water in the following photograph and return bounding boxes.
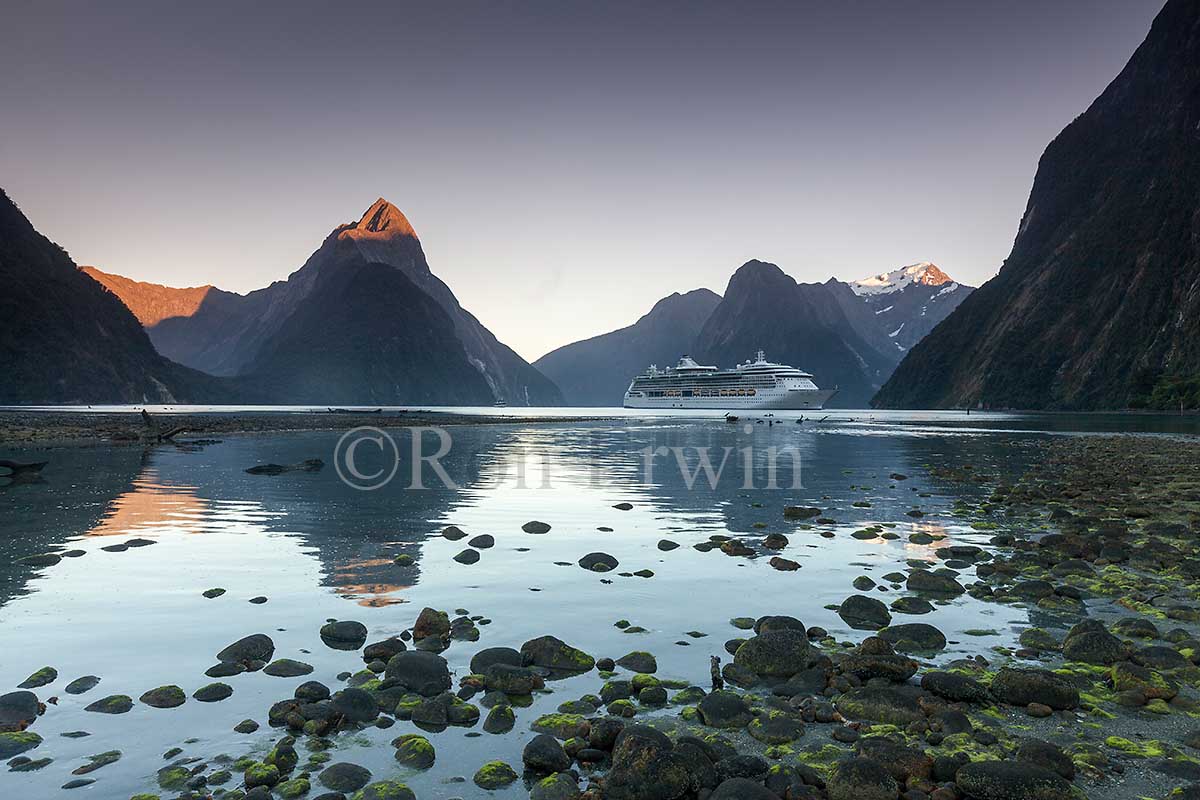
[521,635,595,674]
[733,630,811,677]
[320,620,368,650]
[837,595,892,630]
[384,651,451,696]
[412,607,451,641]
[263,659,313,678]
[906,569,964,596]
[139,686,185,709]
[216,633,275,666]
[319,762,372,793]
[453,548,480,564]
[579,552,619,572]
[84,695,132,714]
[523,733,571,773]
[470,646,522,675]
[878,623,946,652]
[63,676,100,695]
[0,691,41,731]
[0,731,42,759]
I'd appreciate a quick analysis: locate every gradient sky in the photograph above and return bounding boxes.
[0,0,1163,361]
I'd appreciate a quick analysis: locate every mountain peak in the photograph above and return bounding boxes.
[850,262,954,296]
[343,198,417,239]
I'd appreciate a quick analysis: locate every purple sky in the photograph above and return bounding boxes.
[0,0,1163,361]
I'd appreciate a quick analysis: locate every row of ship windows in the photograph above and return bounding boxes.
[648,388,758,398]
[633,383,772,393]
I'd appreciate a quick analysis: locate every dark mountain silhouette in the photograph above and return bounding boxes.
[94,199,563,405]
[533,289,722,405]
[240,256,493,405]
[0,189,223,404]
[875,0,1200,410]
[694,260,895,407]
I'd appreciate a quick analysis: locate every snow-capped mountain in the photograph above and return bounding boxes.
[850,262,956,296]
[832,262,973,356]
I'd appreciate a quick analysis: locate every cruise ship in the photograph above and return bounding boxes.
[623,351,837,410]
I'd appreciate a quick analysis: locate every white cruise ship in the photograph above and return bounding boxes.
[623,350,837,410]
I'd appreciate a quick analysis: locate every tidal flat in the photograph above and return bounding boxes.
[2,412,1200,800]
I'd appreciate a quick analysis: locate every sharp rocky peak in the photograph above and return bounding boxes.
[343,198,418,239]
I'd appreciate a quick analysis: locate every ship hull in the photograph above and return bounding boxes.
[624,388,836,410]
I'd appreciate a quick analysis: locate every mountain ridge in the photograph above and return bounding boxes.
[537,259,971,407]
[93,198,563,405]
[534,288,722,406]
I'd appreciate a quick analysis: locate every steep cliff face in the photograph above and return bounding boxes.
[534,288,722,405]
[0,189,222,404]
[97,198,564,405]
[694,261,895,407]
[875,0,1200,409]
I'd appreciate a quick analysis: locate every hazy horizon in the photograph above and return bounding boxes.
[0,0,1163,361]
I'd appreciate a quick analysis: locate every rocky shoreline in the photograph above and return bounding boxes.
[4,433,1200,799]
[0,410,609,449]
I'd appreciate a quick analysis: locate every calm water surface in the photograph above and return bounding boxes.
[0,412,1195,797]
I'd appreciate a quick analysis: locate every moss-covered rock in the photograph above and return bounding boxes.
[954,759,1073,800]
[0,731,42,759]
[244,762,281,788]
[473,760,518,789]
[353,780,416,800]
[84,694,132,714]
[520,636,595,674]
[139,685,186,709]
[530,713,589,739]
[393,734,436,769]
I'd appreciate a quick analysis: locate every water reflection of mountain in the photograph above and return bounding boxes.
[130,428,505,606]
[0,446,147,608]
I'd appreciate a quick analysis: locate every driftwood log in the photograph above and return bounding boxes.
[141,409,187,443]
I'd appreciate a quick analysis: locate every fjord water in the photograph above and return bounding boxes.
[0,412,1196,797]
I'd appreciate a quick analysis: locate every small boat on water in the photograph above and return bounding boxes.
[328,408,381,414]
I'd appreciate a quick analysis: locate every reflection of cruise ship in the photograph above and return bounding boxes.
[623,350,837,410]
